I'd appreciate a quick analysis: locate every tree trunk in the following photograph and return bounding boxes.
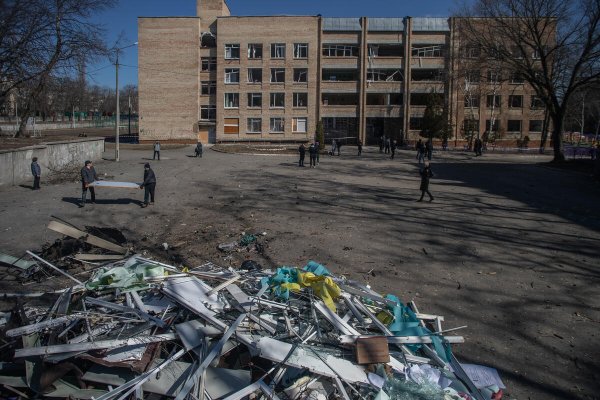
[539,110,550,154]
[551,113,565,162]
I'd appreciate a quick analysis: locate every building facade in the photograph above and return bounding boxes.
[138,0,547,145]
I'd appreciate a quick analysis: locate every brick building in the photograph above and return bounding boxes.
[138,0,548,145]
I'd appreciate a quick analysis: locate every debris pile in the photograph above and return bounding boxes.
[0,252,506,399]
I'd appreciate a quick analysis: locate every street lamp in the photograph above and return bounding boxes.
[114,42,137,161]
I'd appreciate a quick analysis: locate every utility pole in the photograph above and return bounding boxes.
[115,50,120,161]
[128,95,131,135]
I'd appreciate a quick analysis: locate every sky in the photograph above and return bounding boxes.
[89,0,460,88]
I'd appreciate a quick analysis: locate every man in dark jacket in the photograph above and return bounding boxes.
[309,142,317,168]
[417,161,434,202]
[140,163,156,207]
[390,140,397,159]
[31,157,41,190]
[298,143,306,167]
[195,142,203,157]
[80,160,98,207]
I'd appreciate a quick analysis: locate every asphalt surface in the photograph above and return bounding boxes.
[0,145,599,400]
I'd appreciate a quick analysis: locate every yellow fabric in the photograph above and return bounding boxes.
[280,271,341,311]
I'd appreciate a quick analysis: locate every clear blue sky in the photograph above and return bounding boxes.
[89,0,460,88]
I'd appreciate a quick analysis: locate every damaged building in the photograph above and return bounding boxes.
[138,0,548,145]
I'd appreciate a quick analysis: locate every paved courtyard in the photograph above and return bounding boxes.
[0,145,599,399]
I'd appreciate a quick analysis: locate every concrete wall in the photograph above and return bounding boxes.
[0,138,105,187]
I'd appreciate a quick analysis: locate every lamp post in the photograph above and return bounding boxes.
[114,42,137,161]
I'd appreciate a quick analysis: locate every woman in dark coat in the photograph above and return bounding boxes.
[417,161,434,202]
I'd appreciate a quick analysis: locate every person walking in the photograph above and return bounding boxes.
[417,161,434,202]
[315,141,320,165]
[309,142,317,168]
[390,140,396,159]
[331,139,337,156]
[80,160,98,207]
[140,163,157,207]
[442,137,448,151]
[31,157,41,190]
[298,143,306,167]
[153,141,161,160]
[384,136,391,154]
[195,142,203,157]
[357,139,363,156]
[416,139,425,164]
[474,137,483,156]
[425,139,433,160]
[379,135,384,153]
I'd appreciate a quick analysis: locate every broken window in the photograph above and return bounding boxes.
[464,118,480,132]
[464,96,480,108]
[465,70,480,83]
[294,43,308,58]
[270,93,285,108]
[201,81,216,95]
[368,44,403,57]
[411,44,444,57]
[225,44,240,59]
[367,69,402,82]
[271,43,286,58]
[322,69,358,81]
[410,93,442,106]
[530,95,545,109]
[201,57,216,72]
[247,68,262,83]
[486,95,501,108]
[200,105,216,120]
[529,119,543,132]
[322,44,358,57]
[486,119,500,131]
[293,92,307,107]
[247,118,262,133]
[248,43,263,59]
[270,117,285,132]
[510,72,525,84]
[411,69,443,82]
[224,93,239,108]
[224,68,239,84]
[321,93,358,106]
[465,45,480,58]
[294,68,308,83]
[511,46,525,59]
[248,93,262,108]
[224,118,239,134]
[509,95,523,108]
[270,68,285,83]
[366,93,403,106]
[292,117,307,133]
[507,119,522,132]
[487,70,502,83]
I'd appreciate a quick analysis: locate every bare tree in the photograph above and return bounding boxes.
[457,0,600,162]
[0,0,116,137]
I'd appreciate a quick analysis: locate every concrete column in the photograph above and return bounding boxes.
[403,17,412,141]
[358,17,368,144]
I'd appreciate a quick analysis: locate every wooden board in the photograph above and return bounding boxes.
[47,221,127,254]
[89,180,140,189]
[355,336,390,364]
[74,254,126,261]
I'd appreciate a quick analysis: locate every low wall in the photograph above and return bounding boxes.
[0,138,105,187]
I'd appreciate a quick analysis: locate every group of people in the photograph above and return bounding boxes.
[415,139,434,164]
[298,141,320,168]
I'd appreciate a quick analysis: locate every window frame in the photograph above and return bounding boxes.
[271,43,286,59]
[224,93,239,109]
[294,43,308,59]
[224,68,240,84]
[248,43,263,59]
[270,92,285,108]
[270,68,285,83]
[508,95,523,108]
[200,105,216,120]
[292,117,308,133]
[247,68,262,83]
[507,119,522,133]
[200,81,216,95]
[486,94,501,108]
[247,93,262,108]
[293,92,308,108]
[293,68,308,83]
[270,117,285,133]
[247,118,262,133]
[201,58,217,72]
[224,44,240,60]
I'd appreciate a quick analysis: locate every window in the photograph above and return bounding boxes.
[507,120,522,132]
[531,95,545,109]
[270,93,285,108]
[200,105,216,120]
[529,120,543,132]
[509,95,523,108]
[411,45,444,57]
[270,68,285,83]
[225,68,239,83]
[224,118,239,134]
[510,72,525,84]
[368,44,403,57]
[465,70,480,83]
[293,93,308,107]
[464,96,480,108]
[201,58,216,72]
[270,117,285,132]
[322,69,358,81]
[486,95,501,108]
[294,43,308,58]
[224,93,239,108]
[322,44,358,57]
[411,69,443,82]
[248,93,262,108]
[271,43,286,58]
[511,46,525,59]
[247,68,262,83]
[487,70,502,83]
[367,69,402,81]
[248,44,263,59]
[294,68,308,83]
[322,93,358,106]
[485,119,500,131]
[366,93,403,106]
[532,47,546,60]
[465,46,480,58]
[409,117,423,130]
[292,117,307,133]
[225,44,240,59]
[247,118,262,133]
[201,81,216,95]
[463,119,479,132]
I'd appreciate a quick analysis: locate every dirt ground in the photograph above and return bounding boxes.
[0,144,599,400]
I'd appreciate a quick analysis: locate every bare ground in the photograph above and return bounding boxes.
[0,145,599,399]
